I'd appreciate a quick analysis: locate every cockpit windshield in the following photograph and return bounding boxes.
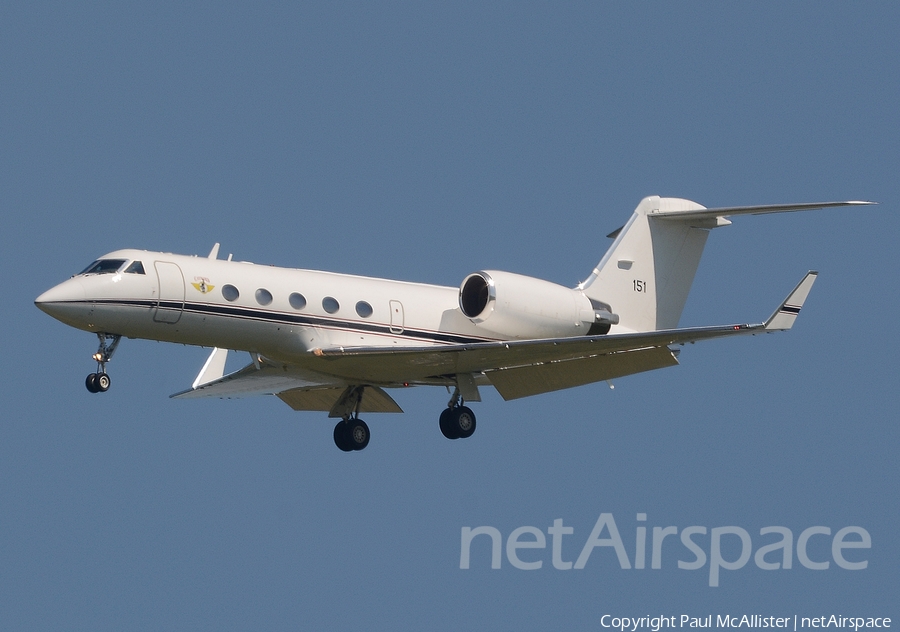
[124,261,145,274]
[78,259,127,275]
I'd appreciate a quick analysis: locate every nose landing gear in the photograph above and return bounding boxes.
[85,333,121,394]
[85,372,111,393]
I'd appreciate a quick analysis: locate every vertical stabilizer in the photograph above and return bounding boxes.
[580,196,714,332]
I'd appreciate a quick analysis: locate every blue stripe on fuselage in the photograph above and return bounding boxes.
[60,299,491,346]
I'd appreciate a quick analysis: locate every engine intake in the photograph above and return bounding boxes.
[459,272,495,321]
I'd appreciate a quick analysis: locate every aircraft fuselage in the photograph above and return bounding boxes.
[35,248,599,366]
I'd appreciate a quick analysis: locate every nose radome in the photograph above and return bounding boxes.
[35,279,86,317]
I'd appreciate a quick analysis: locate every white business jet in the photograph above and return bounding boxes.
[35,196,872,451]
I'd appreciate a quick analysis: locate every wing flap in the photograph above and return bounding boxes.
[276,387,346,411]
[486,346,679,400]
[276,386,403,413]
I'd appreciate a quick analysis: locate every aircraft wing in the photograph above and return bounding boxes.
[312,271,817,399]
[313,321,755,400]
[172,272,816,405]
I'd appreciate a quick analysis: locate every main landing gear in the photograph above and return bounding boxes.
[333,417,370,452]
[85,333,121,394]
[329,385,478,452]
[439,387,477,440]
[330,386,372,452]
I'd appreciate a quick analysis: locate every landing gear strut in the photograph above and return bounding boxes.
[85,333,120,394]
[439,387,477,440]
[330,385,372,452]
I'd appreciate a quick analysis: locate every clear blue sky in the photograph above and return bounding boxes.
[2,3,897,629]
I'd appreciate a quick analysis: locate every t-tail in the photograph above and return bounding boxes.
[579,196,874,333]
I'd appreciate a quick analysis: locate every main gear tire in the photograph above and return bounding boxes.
[439,408,459,440]
[345,419,370,451]
[334,421,353,452]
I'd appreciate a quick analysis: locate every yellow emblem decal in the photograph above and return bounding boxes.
[191,277,215,294]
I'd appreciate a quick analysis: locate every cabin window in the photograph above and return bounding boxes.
[222,284,240,301]
[322,297,340,314]
[255,288,273,306]
[289,293,307,310]
[79,259,127,275]
[124,261,145,275]
[355,301,373,318]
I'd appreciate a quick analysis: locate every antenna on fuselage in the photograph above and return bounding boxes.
[208,243,220,260]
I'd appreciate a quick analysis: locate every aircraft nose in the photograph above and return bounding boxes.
[35,279,86,319]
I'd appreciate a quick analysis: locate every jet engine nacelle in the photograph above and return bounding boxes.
[458,270,619,339]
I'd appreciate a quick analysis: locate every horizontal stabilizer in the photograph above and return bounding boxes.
[764,271,818,331]
[651,200,875,222]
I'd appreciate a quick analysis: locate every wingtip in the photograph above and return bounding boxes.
[764,272,818,331]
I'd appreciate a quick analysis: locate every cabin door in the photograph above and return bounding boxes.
[153,261,185,323]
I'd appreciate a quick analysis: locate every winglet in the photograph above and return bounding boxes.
[191,347,228,388]
[764,272,818,331]
[208,243,221,260]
